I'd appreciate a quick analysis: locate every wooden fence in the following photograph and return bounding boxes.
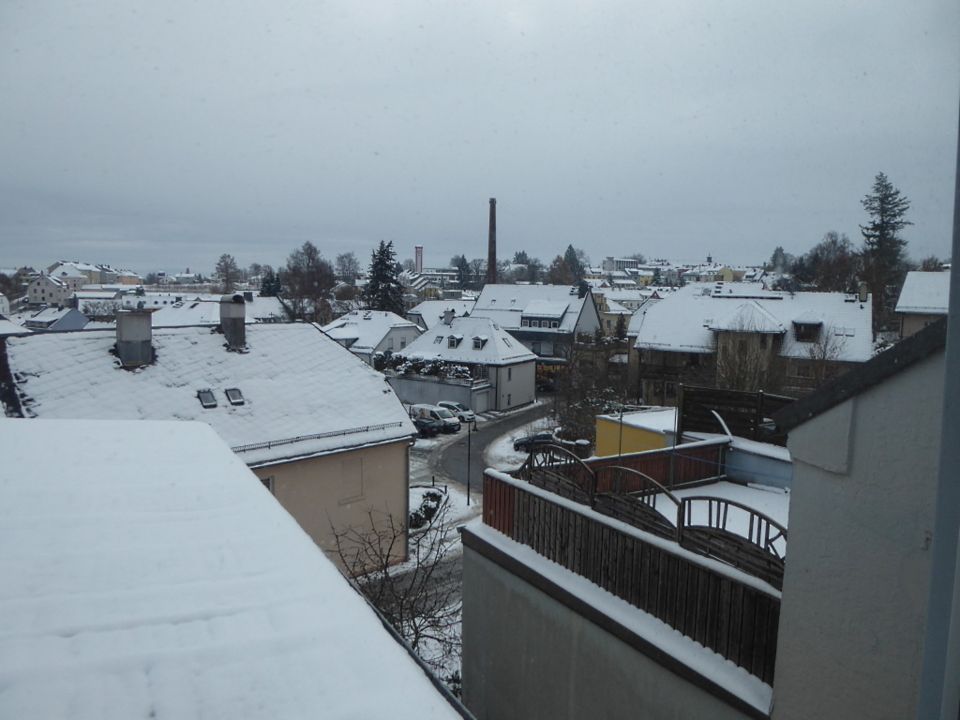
[587,439,728,490]
[677,385,794,447]
[483,471,781,684]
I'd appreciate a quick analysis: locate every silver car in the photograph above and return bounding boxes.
[438,400,476,423]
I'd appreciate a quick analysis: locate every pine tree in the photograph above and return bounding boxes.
[365,241,404,314]
[860,172,912,333]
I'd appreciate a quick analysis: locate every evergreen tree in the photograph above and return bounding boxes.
[615,313,627,340]
[365,241,404,314]
[860,172,912,332]
[260,267,280,296]
[563,245,587,281]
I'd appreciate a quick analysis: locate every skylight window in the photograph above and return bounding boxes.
[225,388,245,406]
[197,389,217,409]
[434,336,443,344]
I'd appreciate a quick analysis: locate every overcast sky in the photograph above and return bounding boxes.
[1,0,957,275]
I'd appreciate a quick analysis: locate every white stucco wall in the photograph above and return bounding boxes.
[772,351,945,720]
[463,546,758,720]
[494,360,535,409]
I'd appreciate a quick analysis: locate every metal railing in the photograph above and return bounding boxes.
[232,421,408,454]
[483,470,781,684]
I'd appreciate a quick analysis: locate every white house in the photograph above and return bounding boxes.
[895,270,950,337]
[388,315,537,412]
[26,273,72,306]
[0,293,9,317]
[471,284,602,360]
[0,417,465,719]
[2,300,417,562]
[321,309,424,364]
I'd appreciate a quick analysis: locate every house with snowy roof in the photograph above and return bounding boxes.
[385,315,536,412]
[632,282,873,404]
[470,284,602,362]
[0,293,9,318]
[895,270,950,338]
[1,296,417,563]
[321,309,424,364]
[407,299,476,331]
[0,417,467,719]
[21,306,89,332]
[26,273,73,307]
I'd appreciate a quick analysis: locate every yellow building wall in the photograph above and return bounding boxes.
[595,416,669,457]
[252,440,410,567]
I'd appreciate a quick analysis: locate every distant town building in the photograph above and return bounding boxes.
[321,310,423,364]
[895,270,950,338]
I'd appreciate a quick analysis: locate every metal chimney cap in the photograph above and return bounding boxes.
[220,293,246,304]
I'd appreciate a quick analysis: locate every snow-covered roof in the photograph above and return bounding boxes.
[321,310,421,354]
[599,407,678,433]
[119,293,287,325]
[5,324,415,466]
[895,271,950,315]
[632,283,873,361]
[708,301,785,334]
[404,316,536,366]
[0,318,27,336]
[0,418,461,720]
[407,300,476,330]
[472,284,588,334]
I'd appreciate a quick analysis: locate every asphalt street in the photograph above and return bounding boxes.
[435,401,554,497]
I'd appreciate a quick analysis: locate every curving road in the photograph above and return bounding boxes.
[433,401,553,499]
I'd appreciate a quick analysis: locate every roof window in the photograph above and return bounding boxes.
[197,389,218,409]
[225,388,245,406]
[434,335,443,344]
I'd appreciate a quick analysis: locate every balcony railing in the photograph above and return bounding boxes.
[483,470,781,684]
[516,440,786,590]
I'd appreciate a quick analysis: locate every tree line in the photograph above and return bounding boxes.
[766,172,946,333]
[210,240,404,324]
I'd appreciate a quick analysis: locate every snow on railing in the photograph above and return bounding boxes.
[232,421,409,454]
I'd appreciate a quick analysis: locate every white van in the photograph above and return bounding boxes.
[410,404,461,433]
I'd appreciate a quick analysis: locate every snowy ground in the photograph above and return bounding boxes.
[482,415,558,471]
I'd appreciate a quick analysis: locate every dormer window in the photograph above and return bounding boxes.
[473,338,483,350]
[197,389,217,409]
[793,322,822,342]
[448,334,463,348]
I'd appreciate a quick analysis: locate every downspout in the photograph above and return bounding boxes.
[917,100,960,720]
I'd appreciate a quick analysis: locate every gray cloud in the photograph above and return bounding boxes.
[1,0,957,273]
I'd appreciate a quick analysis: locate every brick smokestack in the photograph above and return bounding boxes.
[415,245,423,274]
[486,198,497,285]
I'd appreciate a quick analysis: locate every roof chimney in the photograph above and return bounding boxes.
[116,309,153,368]
[486,198,497,285]
[220,294,246,350]
[858,281,869,304]
[442,308,455,326]
[415,245,424,274]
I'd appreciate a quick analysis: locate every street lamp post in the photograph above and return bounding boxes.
[465,419,477,505]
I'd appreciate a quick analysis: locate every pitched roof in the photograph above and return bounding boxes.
[709,301,785,333]
[407,300,476,330]
[774,318,947,431]
[0,418,463,720]
[404,316,536,365]
[472,284,588,333]
[321,310,421,354]
[4,323,415,465]
[632,283,873,361]
[119,293,287,325]
[895,271,951,315]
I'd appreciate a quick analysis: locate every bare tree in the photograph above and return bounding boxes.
[284,242,336,322]
[332,495,462,689]
[805,326,846,384]
[335,252,361,284]
[715,331,782,393]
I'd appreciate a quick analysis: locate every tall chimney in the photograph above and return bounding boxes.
[116,309,153,368]
[220,293,246,350]
[486,198,497,285]
[415,245,424,274]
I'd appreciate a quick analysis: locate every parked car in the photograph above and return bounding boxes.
[513,432,556,452]
[438,400,476,423]
[410,404,461,433]
[413,416,443,438]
